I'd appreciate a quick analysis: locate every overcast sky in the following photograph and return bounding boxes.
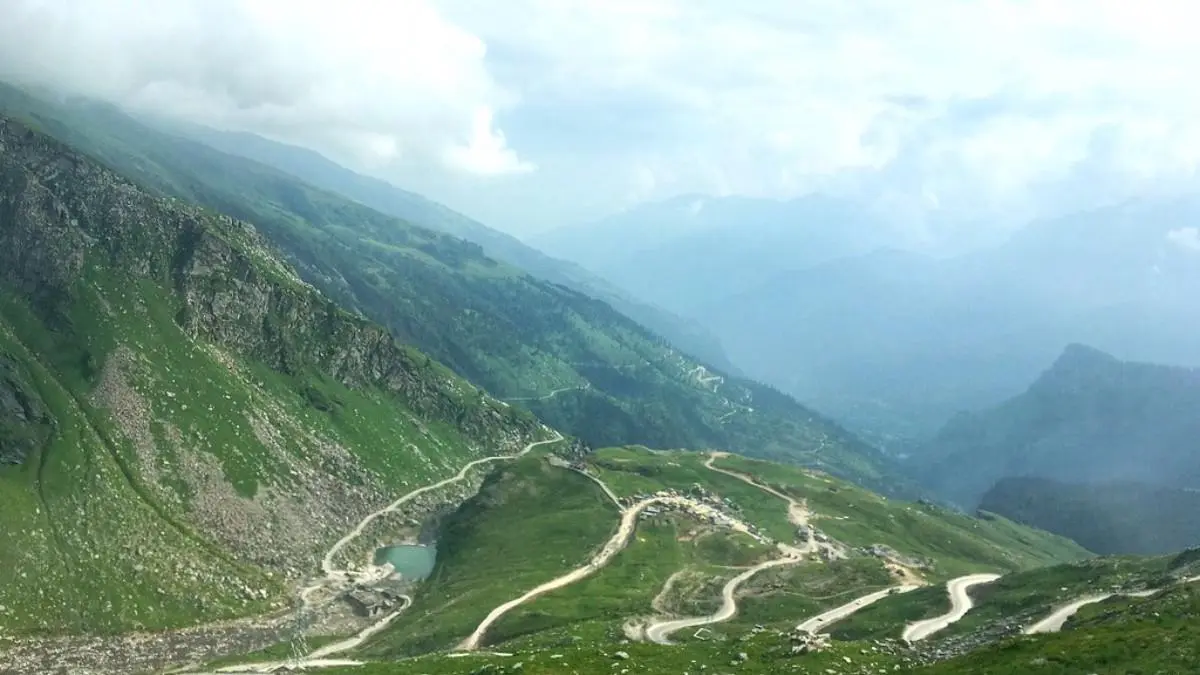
[2,0,1200,237]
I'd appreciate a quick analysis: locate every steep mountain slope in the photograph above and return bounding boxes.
[980,477,1200,555]
[0,82,902,494]
[154,123,736,373]
[0,116,548,637]
[537,193,896,314]
[913,344,1200,509]
[697,202,1200,444]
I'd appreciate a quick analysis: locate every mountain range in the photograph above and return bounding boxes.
[688,202,1200,444]
[536,193,898,314]
[980,477,1200,556]
[156,122,737,374]
[913,344,1200,508]
[2,77,1198,675]
[0,82,900,495]
[0,113,546,635]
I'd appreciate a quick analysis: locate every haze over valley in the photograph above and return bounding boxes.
[2,2,1200,674]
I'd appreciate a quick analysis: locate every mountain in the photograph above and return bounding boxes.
[696,201,1200,444]
[0,114,547,637]
[980,477,1200,555]
[0,100,1171,675]
[536,193,898,314]
[0,82,901,495]
[159,123,736,373]
[912,344,1200,509]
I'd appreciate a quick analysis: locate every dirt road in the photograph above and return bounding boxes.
[795,585,920,634]
[902,573,1001,642]
[322,431,565,575]
[644,545,805,644]
[458,494,687,651]
[198,431,564,672]
[704,453,811,528]
[1023,575,1200,635]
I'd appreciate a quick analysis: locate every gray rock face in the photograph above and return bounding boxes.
[0,116,541,447]
[0,356,53,464]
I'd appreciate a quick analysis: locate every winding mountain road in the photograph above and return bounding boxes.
[202,431,565,673]
[503,384,590,403]
[903,573,1001,642]
[1022,593,1118,635]
[1023,575,1200,635]
[213,599,411,673]
[457,491,758,651]
[645,545,806,644]
[322,432,565,575]
[639,452,829,644]
[704,453,811,530]
[796,585,921,634]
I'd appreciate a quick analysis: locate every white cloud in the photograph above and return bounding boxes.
[1167,227,1200,252]
[442,107,535,176]
[0,0,532,177]
[433,0,1200,230]
[4,0,1200,234]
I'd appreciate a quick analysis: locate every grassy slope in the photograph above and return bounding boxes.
[0,118,542,636]
[336,629,915,675]
[703,454,1088,576]
[916,582,1200,675]
[316,584,1200,675]
[589,448,1086,643]
[830,552,1191,643]
[353,446,1087,660]
[162,121,740,374]
[0,82,907,496]
[0,265,485,635]
[359,456,619,657]
[488,512,773,646]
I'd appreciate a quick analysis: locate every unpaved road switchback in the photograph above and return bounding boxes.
[902,573,1000,642]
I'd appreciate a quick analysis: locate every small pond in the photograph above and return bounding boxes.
[374,544,437,580]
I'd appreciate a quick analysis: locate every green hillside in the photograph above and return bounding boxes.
[0,115,546,637]
[917,581,1200,674]
[159,121,739,374]
[832,553,1189,642]
[344,446,1085,661]
[0,82,905,496]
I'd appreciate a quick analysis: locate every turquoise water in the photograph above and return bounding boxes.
[373,544,437,580]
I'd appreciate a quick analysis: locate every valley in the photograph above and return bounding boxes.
[158,442,1099,674]
[0,71,1197,675]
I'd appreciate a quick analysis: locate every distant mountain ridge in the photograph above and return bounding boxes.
[0,81,905,495]
[980,476,1200,555]
[695,200,1200,443]
[536,193,898,314]
[162,123,736,373]
[913,344,1200,509]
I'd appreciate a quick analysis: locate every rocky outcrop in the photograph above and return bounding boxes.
[0,355,54,464]
[0,116,541,447]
